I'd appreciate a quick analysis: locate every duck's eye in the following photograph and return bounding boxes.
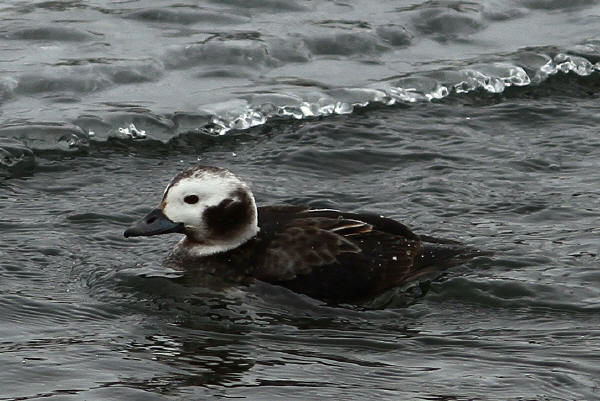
[184,195,199,204]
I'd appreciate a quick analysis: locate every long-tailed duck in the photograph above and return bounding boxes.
[124,165,477,303]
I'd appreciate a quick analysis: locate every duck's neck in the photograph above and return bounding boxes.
[175,225,259,258]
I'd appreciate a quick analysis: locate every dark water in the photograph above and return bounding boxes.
[2,1,600,400]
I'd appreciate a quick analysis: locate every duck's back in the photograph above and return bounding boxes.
[252,206,461,303]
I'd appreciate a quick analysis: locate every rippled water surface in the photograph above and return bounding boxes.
[2,1,600,400]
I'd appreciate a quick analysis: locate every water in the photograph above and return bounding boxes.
[1,1,600,400]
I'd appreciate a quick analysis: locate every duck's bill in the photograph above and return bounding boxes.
[124,208,185,238]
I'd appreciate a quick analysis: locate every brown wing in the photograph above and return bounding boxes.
[251,207,478,302]
[253,207,423,301]
[255,218,368,281]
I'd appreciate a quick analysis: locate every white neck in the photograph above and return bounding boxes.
[174,224,259,257]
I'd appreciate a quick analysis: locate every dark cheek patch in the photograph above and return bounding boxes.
[203,188,253,239]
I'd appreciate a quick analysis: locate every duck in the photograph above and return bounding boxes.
[124,165,477,303]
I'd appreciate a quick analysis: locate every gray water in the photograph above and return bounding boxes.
[1,1,600,400]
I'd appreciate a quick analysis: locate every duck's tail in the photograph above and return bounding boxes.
[405,235,487,282]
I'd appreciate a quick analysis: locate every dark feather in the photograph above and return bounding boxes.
[250,206,430,302]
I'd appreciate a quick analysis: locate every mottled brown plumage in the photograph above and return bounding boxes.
[252,207,442,302]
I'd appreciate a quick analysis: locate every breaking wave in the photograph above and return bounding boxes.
[2,46,599,171]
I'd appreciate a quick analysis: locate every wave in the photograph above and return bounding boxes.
[202,47,599,134]
[2,0,600,171]
[1,45,600,176]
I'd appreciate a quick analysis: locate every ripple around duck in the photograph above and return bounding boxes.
[426,276,600,313]
[0,294,122,327]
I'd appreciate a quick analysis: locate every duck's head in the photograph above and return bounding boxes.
[124,166,258,255]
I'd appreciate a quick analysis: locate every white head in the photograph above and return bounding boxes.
[124,166,259,256]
